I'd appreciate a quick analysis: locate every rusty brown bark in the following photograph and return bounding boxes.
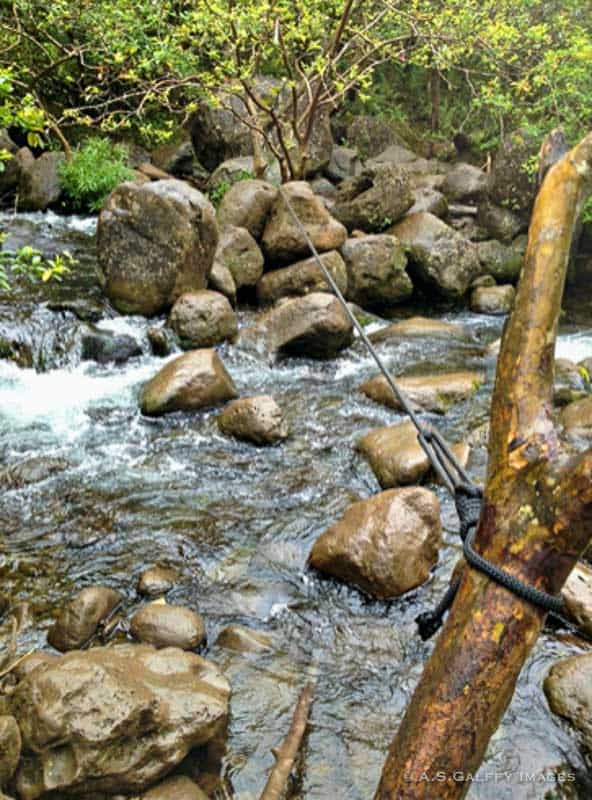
[375,132,592,800]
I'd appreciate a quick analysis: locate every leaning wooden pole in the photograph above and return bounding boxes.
[375,132,592,800]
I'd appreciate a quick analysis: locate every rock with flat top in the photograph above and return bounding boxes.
[130,604,206,650]
[360,371,483,414]
[369,316,468,344]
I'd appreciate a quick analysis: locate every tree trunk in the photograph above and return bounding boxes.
[375,131,592,800]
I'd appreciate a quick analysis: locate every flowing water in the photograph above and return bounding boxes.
[1,211,592,799]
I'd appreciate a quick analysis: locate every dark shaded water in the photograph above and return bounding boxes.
[1,211,591,799]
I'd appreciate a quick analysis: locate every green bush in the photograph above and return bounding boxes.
[59,138,135,212]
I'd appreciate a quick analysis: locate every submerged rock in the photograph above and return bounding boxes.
[168,290,237,349]
[138,567,179,597]
[544,654,592,752]
[213,226,264,289]
[215,624,274,654]
[256,250,347,305]
[47,585,122,652]
[470,285,516,315]
[142,775,209,800]
[139,350,237,416]
[81,328,142,364]
[309,487,442,599]
[130,604,206,650]
[0,715,21,787]
[98,179,218,316]
[217,395,289,445]
[360,371,483,414]
[332,165,414,232]
[340,234,412,308]
[217,179,278,240]
[9,644,230,798]
[369,316,468,343]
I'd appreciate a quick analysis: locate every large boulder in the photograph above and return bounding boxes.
[332,165,414,232]
[407,187,448,218]
[309,487,442,599]
[476,239,524,283]
[217,179,277,239]
[130,604,206,650]
[17,151,63,211]
[261,182,347,264]
[213,226,264,289]
[98,180,218,316]
[242,292,354,358]
[9,644,230,798]
[217,395,289,445]
[168,290,238,349]
[369,316,468,344]
[441,162,488,202]
[544,654,592,752]
[139,349,237,416]
[487,128,539,218]
[47,586,122,652]
[256,250,347,305]
[360,371,483,414]
[340,234,412,308]
[390,212,481,298]
[81,327,142,364]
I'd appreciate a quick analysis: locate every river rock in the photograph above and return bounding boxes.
[360,371,483,414]
[130,604,206,650]
[256,251,347,305]
[0,716,20,787]
[369,316,468,344]
[217,179,277,239]
[139,350,237,416]
[217,395,288,445]
[215,624,274,653]
[208,260,237,304]
[242,292,353,358]
[554,358,589,406]
[391,212,481,298]
[407,187,448,217]
[544,654,592,751]
[309,487,442,599]
[561,396,592,439]
[441,162,488,202]
[476,201,524,243]
[9,644,230,798]
[562,563,592,637]
[326,146,362,182]
[213,226,264,290]
[262,181,347,263]
[345,115,408,158]
[476,239,524,283]
[11,652,59,682]
[332,165,414,232]
[142,775,209,800]
[470,285,516,315]
[168,290,237,349]
[138,567,178,597]
[81,328,142,364]
[98,180,218,316]
[148,326,177,357]
[17,151,64,211]
[488,128,539,218]
[47,585,121,652]
[340,234,412,308]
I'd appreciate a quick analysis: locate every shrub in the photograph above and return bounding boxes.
[59,138,135,212]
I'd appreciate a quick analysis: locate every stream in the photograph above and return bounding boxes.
[1,211,592,799]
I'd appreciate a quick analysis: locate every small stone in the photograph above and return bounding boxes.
[215,624,274,653]
[562,563,592,637]
[142,775,209,800]
[369,316,467,344]
[130,604,206,650]
[470,285,515,315]
[217,396,289,445]
[168,291,237,349]
[0,716,21,786]
[148,326,177,357]
[137,567,178,597]
[47,586,122,652]
[360,371,483,414]
[544,654,592,751]
[476,201,524,243]
[476,239,524,283]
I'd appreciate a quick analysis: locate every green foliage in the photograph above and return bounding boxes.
[0,235,78,291]
[58,138,134,212]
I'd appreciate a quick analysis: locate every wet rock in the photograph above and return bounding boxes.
[11,652,59,682]
[130,604,206,650]
[81,327,142,364]
[470,285,515,315]
[407,187,448,217]
[344,115,408,159]
[47,585,122,652]
[357,420,469,489]
[256,250,347,305]
[215,624,274,653]
[441,163,488,202]
[369,316,468,344]
[391,212,481,298]
[168,290,237,349]
[332,165,414,232]
[213,226,264,289]
[208,260,237,304]
[262,181,347,264]
[142,775,209,800]
[488,128,539,218]
[476,239,524,283]
[0,715,20,787]
[544,654,592,751]
[17,151,64,211]
[326,146,362,182]
[98,179,218,316]
[340,234,412,308]
[9,644,230,798]
[360,371,483,414]
[242,292,353,358]
[138,567,179,597]
[554,358,589,406]
[562,563,592,637]
[140,349,237,416]
[561,396,592,439]
[309,487,442,599]
[216,179,277,240]
[476,201,524,243]
[148,326,177,357]
[217,395,289,445]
